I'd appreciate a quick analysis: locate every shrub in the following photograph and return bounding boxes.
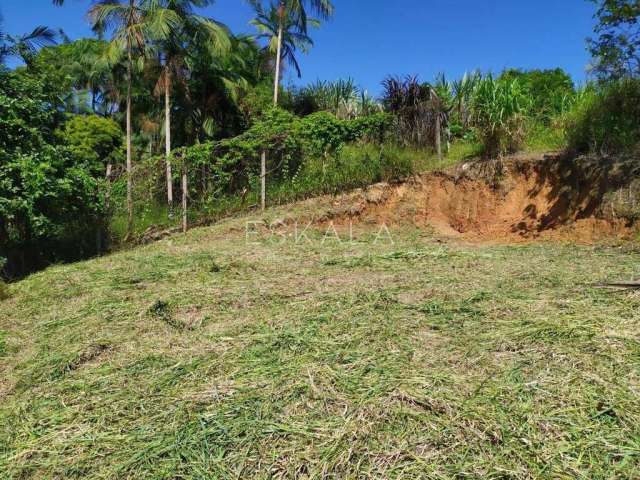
[297,111,390,154]
[167,108,391,203]
[345,113,393,143]
[500,68,575,120]
[565,79,640,154]
[109,108,394,237]
[0,68,106,279]
[56,115,124,176]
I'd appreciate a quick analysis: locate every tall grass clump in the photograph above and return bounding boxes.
[301,143,414,190]
[565,78,640,154]
[470,75,531,158]
[523,120,568,152]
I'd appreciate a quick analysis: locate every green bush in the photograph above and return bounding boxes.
[298,111,391,156]
[0,68,106,279]
[565,79,640,154]
[108,108,393,238]
[500,68,575,121]
[138,108,393,205]
[56,115,123,176]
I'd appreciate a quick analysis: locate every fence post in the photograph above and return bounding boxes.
[261,150,266,211]
[182,167,188,234]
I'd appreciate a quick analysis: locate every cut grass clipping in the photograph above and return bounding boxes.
[1,217,640,478]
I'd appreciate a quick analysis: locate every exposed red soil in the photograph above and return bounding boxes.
[319,154,639,244]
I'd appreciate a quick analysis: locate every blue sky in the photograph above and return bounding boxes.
[2,0,597,95]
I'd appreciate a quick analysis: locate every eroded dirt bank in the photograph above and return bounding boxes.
[315,153,640,243]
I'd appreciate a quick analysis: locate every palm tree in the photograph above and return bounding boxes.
[249,0,331,211]
[180,34,254,143]
[84,45,124,116]
[0,14,57,66]
[250,1,316,81]
[89,0,178,237]
[152,0,230,212]
[251,0,333,105]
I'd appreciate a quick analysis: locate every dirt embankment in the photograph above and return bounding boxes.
[320,153,640,243]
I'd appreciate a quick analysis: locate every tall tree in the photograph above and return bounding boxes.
[89,0,177,237]
[250,1,316,80]
[30,39,120,115]
[152,0,230,212]
[588,0,640,80]
[260,0,333,105]
[249,0,332,211]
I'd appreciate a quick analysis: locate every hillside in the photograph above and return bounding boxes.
[2,155,640,478]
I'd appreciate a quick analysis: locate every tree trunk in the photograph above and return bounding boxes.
[273,17,284,105]
[126,50,133,239]
[105,162,113,212]
[435,113,442,160]
[261,150,266,211]
[264,8,285,215]
[164,67,173,214]
[182,168,188,234]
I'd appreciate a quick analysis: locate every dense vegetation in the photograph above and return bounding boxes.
[1,0,640,279]
[0,68,109,278]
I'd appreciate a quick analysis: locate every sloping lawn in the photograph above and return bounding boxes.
[1,219,639,478]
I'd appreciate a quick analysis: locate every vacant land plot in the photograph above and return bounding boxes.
[1,216,640,478]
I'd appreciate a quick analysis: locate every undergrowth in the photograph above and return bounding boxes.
[110,140,480,241]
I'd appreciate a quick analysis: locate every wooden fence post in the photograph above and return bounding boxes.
[182,167,188,234]
[261,150,266,211]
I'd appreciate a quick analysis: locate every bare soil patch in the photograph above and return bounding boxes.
[317,153,640,243]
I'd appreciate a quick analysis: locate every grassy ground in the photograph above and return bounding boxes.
[1,209,640,479]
